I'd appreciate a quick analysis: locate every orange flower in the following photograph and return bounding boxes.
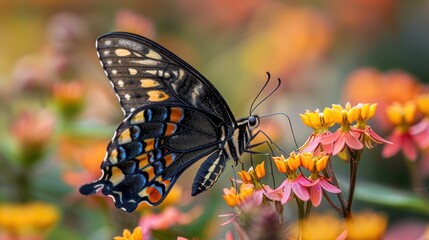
[115,10,155,37]
[114,226,143,240]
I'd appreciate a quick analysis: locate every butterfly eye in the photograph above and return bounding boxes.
[248,115,259,128]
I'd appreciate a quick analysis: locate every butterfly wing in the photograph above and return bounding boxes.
[80,32,235,212]
[95,32,236,125]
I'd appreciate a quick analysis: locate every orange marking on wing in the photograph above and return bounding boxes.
[136,154,149,169]
[109,149,118,164]
[169,107,184,122]
[147,90,169,102]
[144,166,156,180]
[140,79,160,88]
[144,139,155,152]
[110,166,125,186]
[146,186,162,203]
[118,129,132,145]
[164,123,177,136]
[131,110,145,124]
[164,155,174,167]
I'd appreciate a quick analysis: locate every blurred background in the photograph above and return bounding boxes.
[1,0,429,239]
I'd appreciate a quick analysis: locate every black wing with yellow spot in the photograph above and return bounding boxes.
[79,32,235,212]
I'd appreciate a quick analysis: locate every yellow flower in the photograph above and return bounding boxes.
[416,94,429,116]
[114,226,143,240]
[237,162,266,185]
[273,153,301,174]
[346,211,387,240]
[222,184,254,207]
[331,102,358,125]
[300,152,329,172]
[300,108,335,131]
[386,101,416,126]
[0,202,60,236]
[289,212,345,240]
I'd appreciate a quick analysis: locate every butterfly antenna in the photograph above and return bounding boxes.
[260,112,299,150]
[250,78,281,115]
[249,72,271,116]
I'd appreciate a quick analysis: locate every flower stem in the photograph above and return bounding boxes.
[324,157,347,216]
[295,198,305,239]
[345,148,362,218]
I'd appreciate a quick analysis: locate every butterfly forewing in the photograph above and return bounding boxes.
[80,32,250,212]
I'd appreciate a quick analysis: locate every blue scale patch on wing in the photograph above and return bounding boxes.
[79,105,226,212]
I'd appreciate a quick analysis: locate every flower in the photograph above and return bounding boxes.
[271,153,310,203]
[322,103,364,156]
[382,102,419,161]
[10,110,55,165]
[300,152,341,206]
[0,202,60,238]
[52,80,85,119]
[138,206,202,239]
[289,212,345,240]
[236,162,279,205]
[352,103,391,149]
[114,226,143,240]
[115,10,155,37]
[410,94,429,149]
[299,108,335,154]
[345,211,388,240]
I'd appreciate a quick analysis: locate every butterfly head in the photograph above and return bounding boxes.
[247,115,260,130]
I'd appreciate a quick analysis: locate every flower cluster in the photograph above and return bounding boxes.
[382,94,429,161]
[220,102,391,239]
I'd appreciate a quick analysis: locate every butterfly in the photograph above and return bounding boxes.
[79,32,262,212]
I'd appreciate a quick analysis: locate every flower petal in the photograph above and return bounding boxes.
[292,181,310,201]
[382,131,401,158]
[319,178,341,193]
[309,184,322,206]
[344,132,364,151]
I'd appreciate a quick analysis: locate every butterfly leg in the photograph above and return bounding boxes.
[243,129,287,188]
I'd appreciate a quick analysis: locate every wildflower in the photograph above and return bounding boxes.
[52,80,85,119]
[322,103,364,156]
[138,206,202,239]
[410,94,429,149]
[237,162,279,205]
[114,226,143,240]
[300,152,341,206]
[345,211,387,240]
[271,153,310,203]
[10,110,55,165]
[299,108,335,154]
[223,184,254,208]
[0,202,60,238]
[115,10,155,37]
[289,212,345,240]
[382,102,419,161]
[352,103,391,148]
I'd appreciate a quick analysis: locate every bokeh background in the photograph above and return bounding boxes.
[1,0,429,239]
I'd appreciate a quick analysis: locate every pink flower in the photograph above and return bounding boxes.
[322,129,363,155]
[139,206,201,238]
[301,132,334,155]
[410,118,429,149]
[382,129,418,161]
[353,126,392,149]
[302,177,341,207]
[270,174,310,204]
[253,185,282,205]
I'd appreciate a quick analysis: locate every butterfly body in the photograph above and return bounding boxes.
[79,32,259,212]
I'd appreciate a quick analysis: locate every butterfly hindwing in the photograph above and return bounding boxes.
[80,104,227,212]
